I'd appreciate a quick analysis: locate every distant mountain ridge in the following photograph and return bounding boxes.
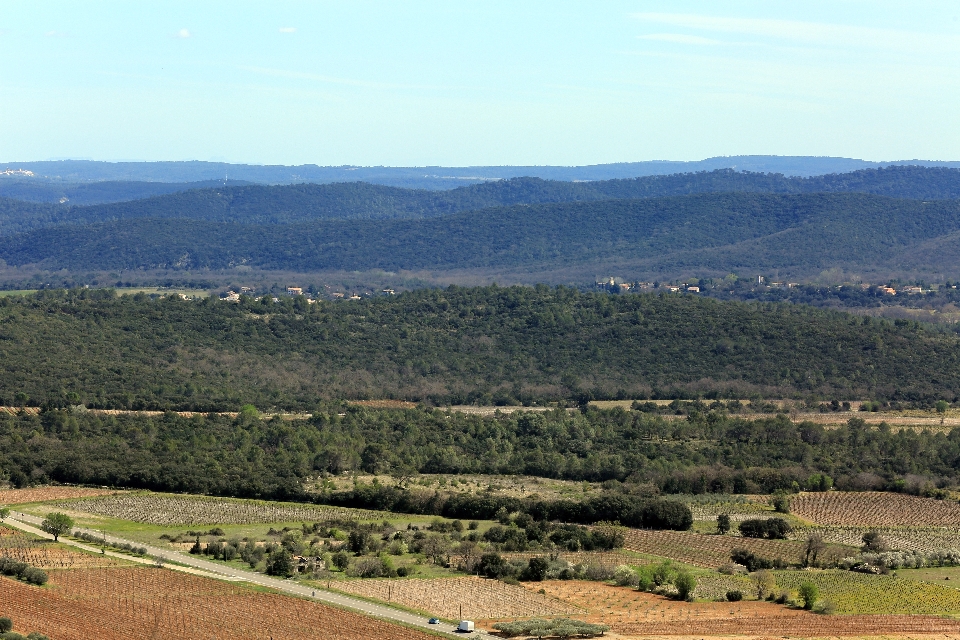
[0,179,252,206]
[4,155,960,189]
[3,166,960,235]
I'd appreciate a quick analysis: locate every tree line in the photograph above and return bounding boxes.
[3,404,960,505]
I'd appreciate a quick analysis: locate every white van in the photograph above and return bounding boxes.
[457,620,475,632]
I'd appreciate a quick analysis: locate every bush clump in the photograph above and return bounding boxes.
[0,557,48,585]
[738,518,792,539]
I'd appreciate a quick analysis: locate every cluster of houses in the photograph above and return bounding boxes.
[596,276,951,296]
[222,285,396,303]
[0,168,34,177]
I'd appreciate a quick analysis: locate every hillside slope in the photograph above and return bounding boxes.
[0,287,956,411]
[3,193,959,278]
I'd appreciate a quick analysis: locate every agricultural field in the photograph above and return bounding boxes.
[773,569,960,615]
[621,528,852,569]
[0,486,119,505]
[334,576,583,619]
[791,491,960,526]
[486,580,960,638]
[791,523,960,552]
[0,566,438,640]
[57,492,383,526]
[0,527,125,569]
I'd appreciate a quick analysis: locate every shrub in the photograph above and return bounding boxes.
[726,590,743,602]
[716,514,731,535]
[613,564,638,587]
[814,598,836,615]
[751,569,776,600]
[731,548,773,572]
[520,557,550,582]
[651,560,675,587]
[739,518,792,539]
[636,566,654,592]
[20,567,48,586]
[798,582,819,610]
[0,618,11,633]
[477,553,512,579]
[673,571,697,601]
[770,491,791,514]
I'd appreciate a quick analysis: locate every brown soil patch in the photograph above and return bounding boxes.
[479,581,960,638]
[335,575,582,619]
[0,486,121,505]
[792,492,960,526]
[1,567,436,640]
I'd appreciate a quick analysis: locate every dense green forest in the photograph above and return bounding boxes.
[3,193,960,278]
[2,405,958,507]
[0,287,956,411]
[3,165,960,235]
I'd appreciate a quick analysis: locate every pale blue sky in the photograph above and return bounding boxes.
[1,1,958,166]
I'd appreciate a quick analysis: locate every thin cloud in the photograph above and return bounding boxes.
[44,30,68,37]
[175,28,191,39]
[638,33,724,46]
[279,27,296,33]
[632,12,960,54]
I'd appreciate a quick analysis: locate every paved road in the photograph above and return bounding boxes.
[7,512,481,638]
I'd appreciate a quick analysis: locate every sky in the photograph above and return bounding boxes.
[1,1,959,166]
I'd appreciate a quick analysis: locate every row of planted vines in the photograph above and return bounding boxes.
[1,566,436,640]
[790,492,960,526]
[621,528,847,569]
[60,493,381,526]
[334,576,583,619]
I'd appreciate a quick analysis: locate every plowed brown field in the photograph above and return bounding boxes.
[482,581,960,638]
[0,567,436,640]
[792,491,960,526]
[622,528,850,569]
[0,486,120,505]
[336,575,582,619]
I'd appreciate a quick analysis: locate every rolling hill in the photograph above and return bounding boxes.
[2,192,959,280]
[3,166,960,235]
[0,286,956,411]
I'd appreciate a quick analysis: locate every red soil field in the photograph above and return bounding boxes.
[481,581,960,638]
[0,486,120,505]
[0,567,437,640]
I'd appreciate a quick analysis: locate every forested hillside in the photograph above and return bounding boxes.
[0,287,956,411]
[3,193,959,278]
[1,405,957,502]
